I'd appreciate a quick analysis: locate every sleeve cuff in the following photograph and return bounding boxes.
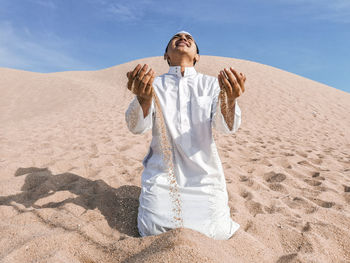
[213,98,241,133]
[125,96,154,134]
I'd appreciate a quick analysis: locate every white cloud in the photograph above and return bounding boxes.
[0,21,91,72]
[30,0,56,9]
[107,3,139,21]
[91,0,246,26]
[108,4,131,15]
[281,0,350,23]
[94,0,154,22]
[93,0,350,25]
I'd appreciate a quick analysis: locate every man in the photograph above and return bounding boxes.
[125,31,246,240]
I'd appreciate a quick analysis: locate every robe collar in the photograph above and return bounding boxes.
[168,66,197,77]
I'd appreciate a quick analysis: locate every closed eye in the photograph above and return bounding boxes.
[172,34,193,41]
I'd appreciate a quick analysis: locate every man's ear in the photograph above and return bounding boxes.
[194,54,200,63]
[164,53,171,65]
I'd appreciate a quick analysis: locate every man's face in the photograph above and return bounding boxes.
[165,33,199,65]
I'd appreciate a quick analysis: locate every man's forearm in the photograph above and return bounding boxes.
[137,96,152,118]
[220,97,236,130]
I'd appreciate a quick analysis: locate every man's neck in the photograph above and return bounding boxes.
[170,60,193,76]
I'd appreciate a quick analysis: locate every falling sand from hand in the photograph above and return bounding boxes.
[126,82,184,228]
[152,91,184,228]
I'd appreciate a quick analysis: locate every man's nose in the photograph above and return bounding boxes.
[179,34,187,41]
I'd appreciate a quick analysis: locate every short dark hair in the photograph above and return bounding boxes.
[164,39,200,66]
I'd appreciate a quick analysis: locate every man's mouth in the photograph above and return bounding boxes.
[176,40,189,47]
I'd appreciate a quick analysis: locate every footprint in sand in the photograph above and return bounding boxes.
[344,194,350,204]
[263,204,277,214]
[316,153,325,159]
[309,158,323,165]
[305,172,326,189]
[276,253,298,263]
[100,136,112,143]
[243,219,254,232]
[343,185,350,203]
[247,168,254,174]
[259,158,273,167]
[282,152,294,157]
[276,158,293,169]
[277,226,314,254]
[268,183,289,194]
[119,145,131,152]
[297,160,310,166]
[267,140,275,145]
[228,203,238,216]
[225,178,233,184]
[274,136,282,142]
[311,172,326,180]
[238,174,255,186]
[284,219,312,233]
[267,203,291,215]
[245,200,264,216]
[263,171,287,183]
[307,197,335,208]
[283,196,317,214]
[239,175,249,182]
[239,189,253,200]
[302,222,311,232]
[312,172,320,177]
[296,151,308,158]
[304,179,322,186]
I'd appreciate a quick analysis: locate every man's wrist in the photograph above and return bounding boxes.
[137,95,152,106]
[227,97,237,106]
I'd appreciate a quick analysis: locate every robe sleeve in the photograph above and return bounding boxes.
[211,78,242,134]
[125,96,154,134]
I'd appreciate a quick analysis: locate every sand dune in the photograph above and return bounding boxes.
[1,55,350,262]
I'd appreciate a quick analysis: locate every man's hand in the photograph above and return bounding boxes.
[217,67,246,130]
[218,67,246,103]
[127,64,156,102]
[126,64,156,117]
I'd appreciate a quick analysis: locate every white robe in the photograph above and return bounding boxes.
[125,66,241,240]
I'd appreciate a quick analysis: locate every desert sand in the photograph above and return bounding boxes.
[0,55,350,262]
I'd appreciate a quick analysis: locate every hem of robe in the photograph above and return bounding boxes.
[137,183,240,240]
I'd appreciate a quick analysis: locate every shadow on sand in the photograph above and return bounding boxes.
[0,167,141,237]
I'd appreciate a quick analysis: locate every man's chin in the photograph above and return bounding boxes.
[173,48,190,54]
[175,47,187,51]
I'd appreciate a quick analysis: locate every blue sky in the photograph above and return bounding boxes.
[0,0,349,93]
